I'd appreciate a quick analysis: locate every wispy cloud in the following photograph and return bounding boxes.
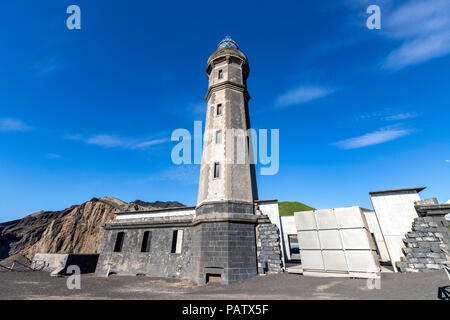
[384,112,419,121]
[62,133,83,141]
[383,0,450,70]
[445,160,450,163]
[45,153,61,160]
[356,111,419,122]
[333,126,412,149]
[276,86,335,107]
[188,102,206,115]
[64,133,169,150]
[33,57,61,77]
[148,165,200,185]
[0,118,31,132]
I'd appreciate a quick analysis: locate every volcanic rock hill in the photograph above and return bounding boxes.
[0,197,185,260]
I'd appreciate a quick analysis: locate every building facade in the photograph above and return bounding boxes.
[95,38,284,284]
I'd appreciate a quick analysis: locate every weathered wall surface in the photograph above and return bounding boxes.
[95,221,194,279]
[193,221,258,285]
[256,223,283,274]
[33,253,98,274]
[257,201,286,265]
[397,216,449,272]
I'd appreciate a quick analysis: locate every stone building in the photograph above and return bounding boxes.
[95,37,284,284]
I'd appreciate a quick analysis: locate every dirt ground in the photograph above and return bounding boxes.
[0,270,449,300]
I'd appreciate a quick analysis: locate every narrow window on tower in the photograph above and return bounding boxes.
[171,230,183,254]
[113,232,125,252]
[218,69,223,79]
[140,231,151,253]
[214,162,220,178]
[216,131,222,144]
[217,104,222,115]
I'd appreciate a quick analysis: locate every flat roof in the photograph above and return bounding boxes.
[369,186,426,195]
[116,199,279,215]
[254,199,278,204]
[116,206,195,216]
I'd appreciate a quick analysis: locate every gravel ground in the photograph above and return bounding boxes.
[0,270,449,300]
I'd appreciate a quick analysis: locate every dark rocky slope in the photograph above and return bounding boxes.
[0,197,185,260]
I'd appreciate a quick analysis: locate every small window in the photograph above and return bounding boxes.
[141,231,151,253]
[114,232,125,252]
[218,70,223,79]
[214,162,220,178]
[217,104,222,115]
[216,131,222,144]
[171,230,183,254]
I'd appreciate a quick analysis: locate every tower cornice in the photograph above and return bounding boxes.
[205,81,250,101]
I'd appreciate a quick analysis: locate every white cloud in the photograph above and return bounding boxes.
[276,86,334,107]
[62,133,83,141]
[333,126,412,149]
[188,102,206,115]
[445,160,450,163]
[33,57,61,77]
[384,112,418,121]
[45,153,61,160]
[134,138,170,149]
[65,133,169,150]
[148,165,200,185]
[383,0,450,70]
[357,111,419,122]
[86,134,129,148]
[0,118,31,132]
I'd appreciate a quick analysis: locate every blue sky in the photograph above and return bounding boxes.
[1,0,449,222]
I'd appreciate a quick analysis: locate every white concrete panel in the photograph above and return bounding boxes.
[298,230,320,250]
[370,189,422,270]
[316,209,337,229]
[346,251,380,273]
[294,211,316,231]
[341,229,374,250]
[363,211,390,262]
[295,206,381,278]
[323,250,348,272]
[335,207,366,229]
[300,250,324,270]
[318,230,342,250]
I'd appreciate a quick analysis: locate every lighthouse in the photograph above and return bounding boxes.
[192,37,260,284]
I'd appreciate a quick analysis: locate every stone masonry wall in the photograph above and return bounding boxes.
[397,216,449,272]
[256,223,283,274]
[193,221,258,285]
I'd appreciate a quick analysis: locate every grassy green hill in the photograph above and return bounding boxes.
[278,201,315,216]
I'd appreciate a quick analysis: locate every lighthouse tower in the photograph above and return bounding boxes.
[193,37,260,284]
[196,36,258,214]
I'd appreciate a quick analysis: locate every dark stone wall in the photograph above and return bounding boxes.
[95,226,194,278]
[256,223,283,274]
[193,221,257,285]
[397,216,449,272]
